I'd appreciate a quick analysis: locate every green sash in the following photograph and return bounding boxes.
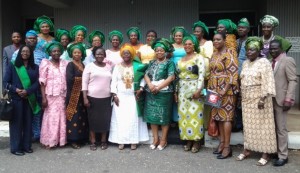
[13,62,41,114]
[133,57,148,117]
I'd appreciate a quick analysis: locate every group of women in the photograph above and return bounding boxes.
[3,14,291,167]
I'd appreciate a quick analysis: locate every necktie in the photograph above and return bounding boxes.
[272,60,276,70]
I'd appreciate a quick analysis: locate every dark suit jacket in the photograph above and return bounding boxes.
[2,45,18,75]
[273,55,298,106]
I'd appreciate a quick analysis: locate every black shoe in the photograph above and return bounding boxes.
[273,158,288,166]
[11,151,25,156]
[217,147,232,159]
[213,142,224,154]
[24,149,33,153]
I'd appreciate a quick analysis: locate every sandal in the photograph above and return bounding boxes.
[71,143,81,149]
[100,142,108,150]
[150,140,160,150]
[131,144,137,150]
[191,141,200,153]
[90,143,97,151]
[183,141,192,151]
[257,158,269,166]
[236,153,248,161]
[157,140,167,151]
[118,144,125,150]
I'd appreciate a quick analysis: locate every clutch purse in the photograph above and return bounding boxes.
[204,89,222,108]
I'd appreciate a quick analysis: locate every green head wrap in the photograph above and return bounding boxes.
[70,25,87,41]
[170,26,187,43]
[260,15,279,27]
[151,38,174,53]
[88,30,105,45]
[45,41,64,55]
[55,29,71,42]
[217,19,237,34]
[192,21,209,36]
[67,42,86,61]
[108,30,123,44]
[238,18,250,28]
[245,36,263,51]
[126,27,141,40]
[183,34,200,53]
[33,15,54,33]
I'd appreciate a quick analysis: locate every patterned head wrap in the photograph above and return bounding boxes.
[70,25,87,41]
[120,45,136,59]
[55,29,71,42]
[45,41,64,55]
[25,30,38,37]
[108,30,123,44]
[126,27,141,40]
[170,26,187,43]
[88,30,105,45]
[238,18,250,28]
[245,36,263,51]
[217,19,237,34]
[151,38,174,53]
[67,42,86,60]
[33,15,54,33]
[192,21,209,36]
[183,34,200,53]
[260,15,279,27]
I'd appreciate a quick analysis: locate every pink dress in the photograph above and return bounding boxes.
[39,59,69,147]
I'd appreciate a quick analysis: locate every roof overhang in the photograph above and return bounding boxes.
[36,0,72,8]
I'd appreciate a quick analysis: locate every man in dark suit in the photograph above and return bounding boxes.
[270,39,298,167]
[2,31,22,76]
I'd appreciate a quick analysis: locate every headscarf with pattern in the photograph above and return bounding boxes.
[260,15,279,28]
[238,18,250,28]
[152,38,174,53]
[245,36,263,51]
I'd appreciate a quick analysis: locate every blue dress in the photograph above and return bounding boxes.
[170,47,186,122]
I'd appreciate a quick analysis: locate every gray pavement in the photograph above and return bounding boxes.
[0,137,299,173]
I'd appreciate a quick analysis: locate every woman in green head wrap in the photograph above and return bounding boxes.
[55,29,71,61]
[175,34,206,153]
[260,15,291,58]
[124,27,143,51]
[70,25,87,44]
[170,26,187,122]
[144,38,176,151]
[39,41,69,149]
[66,42,89,149]
[84,30,105,65]
[106,30,124,65]
[193,20,213,60]
[33,15,55,52]
[237,36,277,165]
[216,19,238,51]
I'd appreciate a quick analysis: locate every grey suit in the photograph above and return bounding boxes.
[273,55,298,159]
[2,45,18,76]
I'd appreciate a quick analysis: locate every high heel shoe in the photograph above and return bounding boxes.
[217,147,232,159]
[213,141,224,154]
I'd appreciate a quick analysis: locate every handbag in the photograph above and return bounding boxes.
[208,114,219,137]
[0,84,13,121]
[204,89,222,108]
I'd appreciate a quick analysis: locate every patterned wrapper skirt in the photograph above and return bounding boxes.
[211,95,236,122]
[144,91,173,125]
